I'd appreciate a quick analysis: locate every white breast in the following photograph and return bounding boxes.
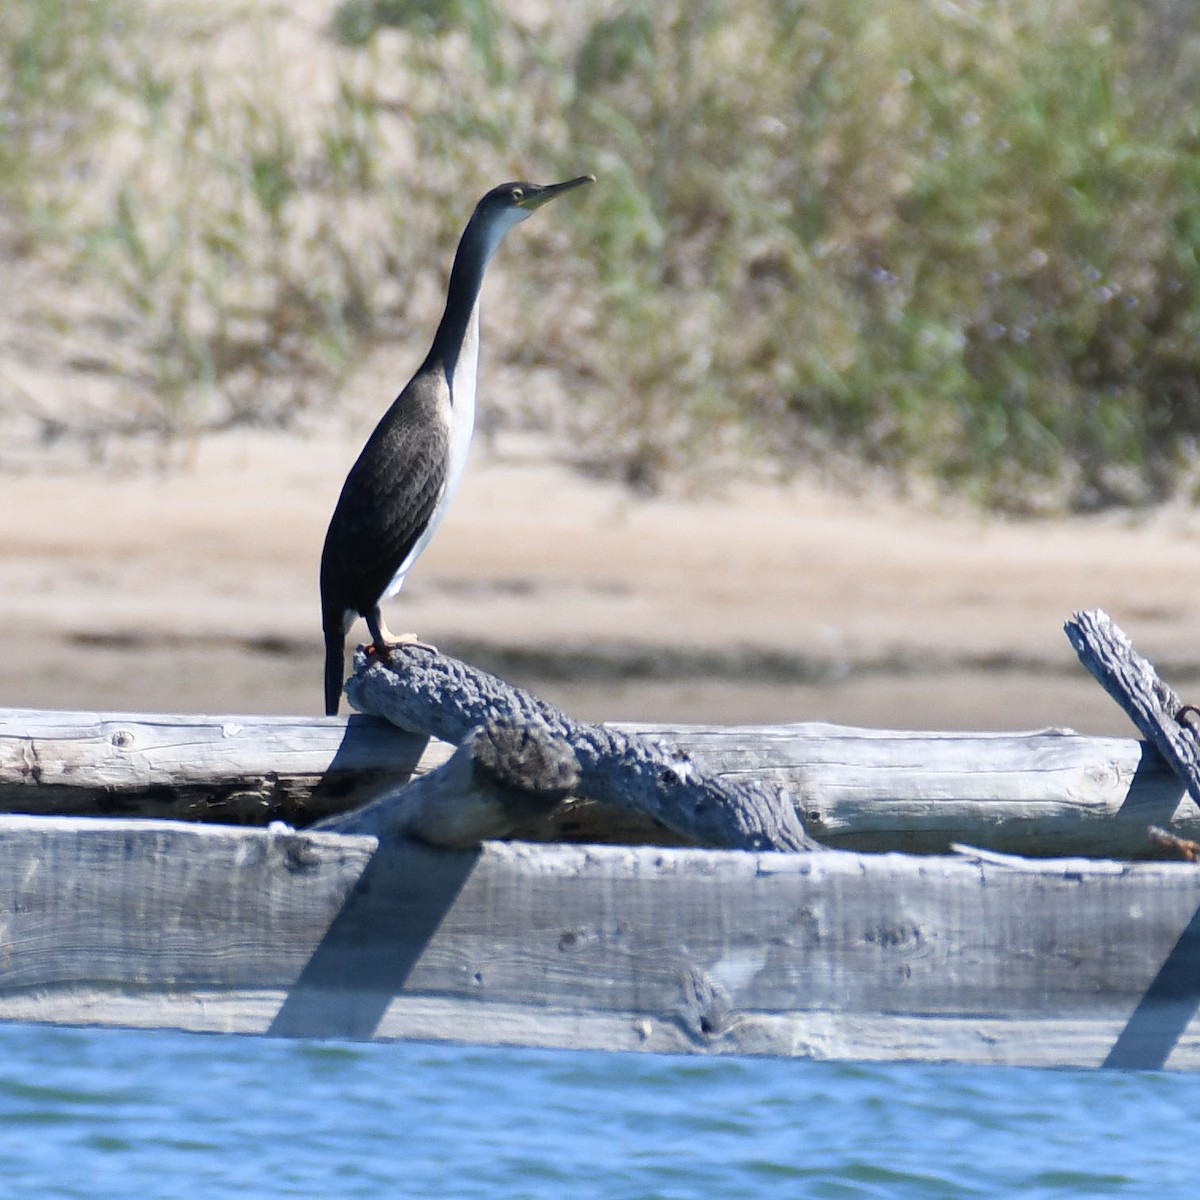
[381,304,479,599]
[444,302,479,499]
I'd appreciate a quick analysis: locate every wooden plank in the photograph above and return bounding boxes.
[2,815,1200,1069]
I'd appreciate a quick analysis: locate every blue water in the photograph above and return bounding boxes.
[0,1025,1194,1199]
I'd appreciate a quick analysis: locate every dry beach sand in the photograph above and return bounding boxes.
[2,409,1199,736]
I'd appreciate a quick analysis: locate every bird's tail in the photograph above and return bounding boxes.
[323,627,344,716]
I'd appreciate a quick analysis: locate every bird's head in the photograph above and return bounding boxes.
[469,175,595,250]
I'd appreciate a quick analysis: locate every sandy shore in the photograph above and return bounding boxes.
[2,416,1199,736]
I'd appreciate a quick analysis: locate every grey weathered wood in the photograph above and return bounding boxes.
[314,720,578,848]
[0,707,451,824]
[629,721,1192,858]
[1066,608,1200,808]
[346,646,816,852]
[4,814,1200,1070]
[0,707,1195,857]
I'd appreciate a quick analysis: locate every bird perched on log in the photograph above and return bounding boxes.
[320,174,594,715]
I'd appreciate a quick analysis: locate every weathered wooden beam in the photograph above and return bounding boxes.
[3,814,1200,1070]
[0,707,1194,857]
[0,707,450,824]
[346,646,816,852]
[635,721,1192,859]
[314,719,578,849]
[1066,608,1200,808]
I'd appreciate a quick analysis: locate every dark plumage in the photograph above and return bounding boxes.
[320,175,594,715]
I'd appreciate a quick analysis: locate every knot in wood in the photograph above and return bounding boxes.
[469,719,580,804]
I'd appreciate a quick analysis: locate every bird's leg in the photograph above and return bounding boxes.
[364,607,438,662]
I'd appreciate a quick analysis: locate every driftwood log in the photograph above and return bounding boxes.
[5,615,1200,1063]
[1066,608,1200,809]
[343,647,816,852]
[0,706,449,825]
[7,609,1200,856]
[0,711,1194,857]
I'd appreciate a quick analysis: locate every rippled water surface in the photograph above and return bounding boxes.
[0,1024,1196,1198]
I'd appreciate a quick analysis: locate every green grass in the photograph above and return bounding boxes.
[557,0,1200,508]
[4,0,1200,510]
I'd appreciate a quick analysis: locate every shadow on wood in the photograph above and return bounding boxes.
[313,719,578,848]
[303,713,443,822]
[0,708,448,825]
[268,840,479,1040]
[1103,900,1200,1070]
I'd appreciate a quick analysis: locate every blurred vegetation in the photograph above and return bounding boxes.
[3,0,1200,509]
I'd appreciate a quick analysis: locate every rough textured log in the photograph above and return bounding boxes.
[1065,609,1200,807]
[0,707,449,823]
[345,646,816,852]
[630,721,1191,858]
[314,719,578,848]
[5,814,1200,1069]
[1,706,1195,857]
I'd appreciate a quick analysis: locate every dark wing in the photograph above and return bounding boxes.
[320,375,450,625]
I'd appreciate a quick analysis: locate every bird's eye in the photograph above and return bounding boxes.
[510,187,524,202]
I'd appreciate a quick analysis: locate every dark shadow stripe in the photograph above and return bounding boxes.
[268,840,477,1040]
[1104,903,1200,1070]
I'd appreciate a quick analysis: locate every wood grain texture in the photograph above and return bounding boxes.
[627,721,1191,858]
[1066,608,1200,808]
[314,719,578,847]
[346,647,818,852]
[0,707,450,824]
[0,708,1194,856]
[2,815,1200,1068]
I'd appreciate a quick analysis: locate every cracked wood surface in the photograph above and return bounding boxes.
[1,815,1200,1069]
[0,704,1193,856]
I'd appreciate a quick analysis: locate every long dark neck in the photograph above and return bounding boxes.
[422,215,501,386]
